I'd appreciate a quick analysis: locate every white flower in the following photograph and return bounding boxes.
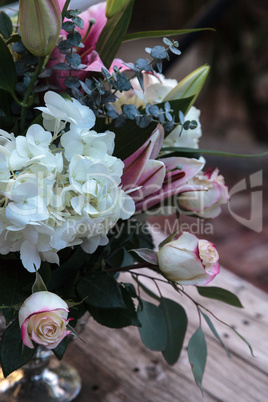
[114,73,202,150]
[178,168,229,218]
[157,232,220,285]
[163,106,202,149]
[36,91,96,134]
[19,291,71,349]
[0,91,135,272]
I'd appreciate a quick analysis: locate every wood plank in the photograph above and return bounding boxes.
[63,266,268,402]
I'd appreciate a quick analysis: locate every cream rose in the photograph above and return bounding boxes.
[157,232,220,285]
[19,291,71,349]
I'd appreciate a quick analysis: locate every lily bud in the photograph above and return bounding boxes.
[19,0,61,57]
[163,65,210,111]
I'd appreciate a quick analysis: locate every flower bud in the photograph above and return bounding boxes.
[19,0,61,57]
[157,232,220,285]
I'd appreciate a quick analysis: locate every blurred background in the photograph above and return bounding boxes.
[1,0,267,290]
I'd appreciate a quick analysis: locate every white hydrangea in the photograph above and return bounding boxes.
[114,73,202,149]
[0,91,135,272]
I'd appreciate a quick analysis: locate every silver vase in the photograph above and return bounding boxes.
[0,314,83,402]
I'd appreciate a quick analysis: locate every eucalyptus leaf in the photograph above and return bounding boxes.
[159,298,187,365]
[197,286,243,308]
[0,35,17,96]
[113,96,194,160]
[201,312,231,357]
[188,327,207,391]
[138,300,167,351]
[0,320,35,378]
[96,0,134,68]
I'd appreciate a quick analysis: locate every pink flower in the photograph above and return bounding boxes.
[121,125,204,213]
[19,291,71,349]
[178,168,229,218]
[48,1,126,89]
[157,232,220,285]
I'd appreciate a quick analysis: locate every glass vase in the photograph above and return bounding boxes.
[0,314,82,402]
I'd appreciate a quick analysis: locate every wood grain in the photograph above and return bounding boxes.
[64,266,268,402]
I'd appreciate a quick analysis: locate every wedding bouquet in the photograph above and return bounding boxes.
[0,0,252,391]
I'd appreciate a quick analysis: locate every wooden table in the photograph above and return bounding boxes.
[65,266,268,402]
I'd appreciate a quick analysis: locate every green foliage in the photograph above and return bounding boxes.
[113,96,194,160]
[76,271,127,309]
[138,300,167,351]
[197,286,243,308]
[159,298,187,365]
[106,0,128,17]
[201,312,231,357]
[188,327,207,391]
[0,11,12,39]
[124,28,215,42]
[0,320,35,378]
[96,0,134,68]
[0,35,17,97]
[86,286,140,329]
[52,336,69,360]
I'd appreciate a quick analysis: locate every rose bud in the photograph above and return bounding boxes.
[157,232,220,285]
[178,168,229,218]
[19,0,61,57]
[19,291,72,349]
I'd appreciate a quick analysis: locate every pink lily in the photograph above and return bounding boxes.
[48,1,127,89]
[121,125,205,213]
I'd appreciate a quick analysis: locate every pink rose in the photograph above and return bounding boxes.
[157,232,220,285]
[19,291,71,349]
[178,168,229,218]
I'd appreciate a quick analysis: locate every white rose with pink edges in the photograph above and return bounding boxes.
[157,232,220,285]
[19,291,71,349]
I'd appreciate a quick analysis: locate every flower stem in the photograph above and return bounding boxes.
[20,56,45,133]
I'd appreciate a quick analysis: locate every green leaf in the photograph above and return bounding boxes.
[131,248,158,265]
[0,319,35,377]
[106,0,128,17]
[124,28,215,42]
[76,271,126,309]
[0,35,17,96]
[138,300,167,351]
[87,287,140,328]
[163,65,210,109]
[201,312,231,357]
[161,146,268,159]
[52,336,69,360]
[0,11,13,39]
[32,271,47,293]
[231,327,254,357]
[159,298,187,365]
[197,286,243,308]
[113,96,193,160]
[96,0,134,68]
[188,327,207,391]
